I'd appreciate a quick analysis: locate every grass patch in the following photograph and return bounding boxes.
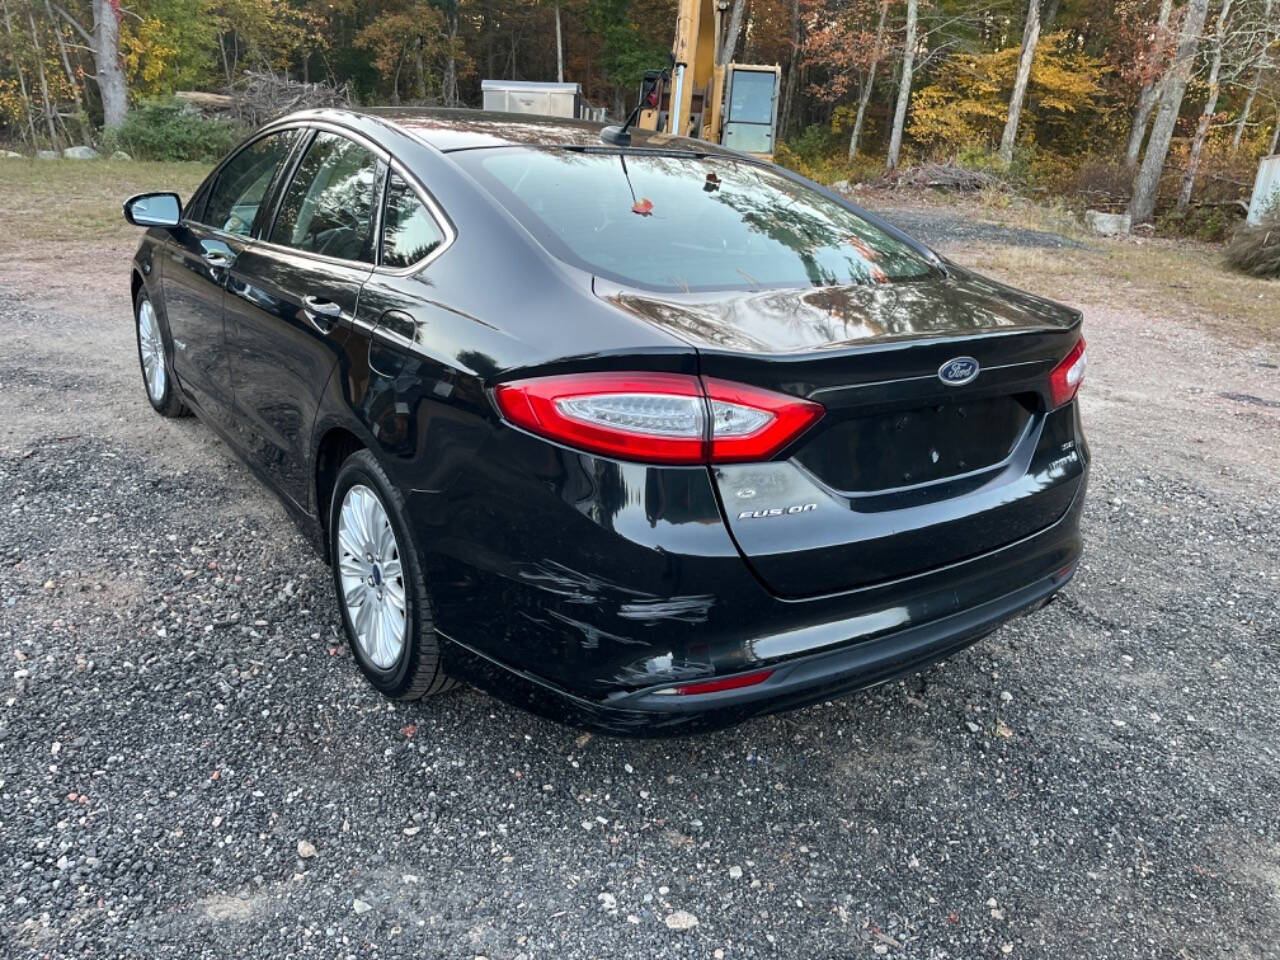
[885,190,1276,345]
[957,240,1277,345]
[0,158,210,258]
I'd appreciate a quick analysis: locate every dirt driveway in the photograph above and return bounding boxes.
[1,162,1278,959]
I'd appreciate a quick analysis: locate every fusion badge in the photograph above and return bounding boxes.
[738,503,818,520]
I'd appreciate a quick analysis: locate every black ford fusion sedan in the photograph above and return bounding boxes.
[123,107,1088,736]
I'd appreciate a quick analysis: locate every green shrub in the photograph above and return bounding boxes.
[954,144,1000,173]
[785,122,844,166]
[1225,213,1280,279]
[949,144,1036,184]
[776,123,884,187]
[107,99,246,162]
[1156,206,1240,243]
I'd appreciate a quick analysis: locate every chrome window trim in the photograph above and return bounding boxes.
[238,120,455,277]
[248,237,383,272]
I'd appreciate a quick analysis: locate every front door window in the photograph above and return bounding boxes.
[270,132,381,263]
[203,131,299,236]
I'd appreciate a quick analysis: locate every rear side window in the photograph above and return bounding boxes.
[271,132,381,263]
[456,149,937,293]
[381,172,446,268]
[203,130,298,236]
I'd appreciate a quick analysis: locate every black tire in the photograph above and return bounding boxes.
[328,449,455,699]
[134,288,189,418]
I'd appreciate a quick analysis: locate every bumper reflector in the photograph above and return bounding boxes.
[656,668,776,697]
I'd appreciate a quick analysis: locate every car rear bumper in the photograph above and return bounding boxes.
[440,555,1076,737]
[415,400,1088,737]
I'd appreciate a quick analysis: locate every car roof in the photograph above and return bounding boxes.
[275,106,742,157]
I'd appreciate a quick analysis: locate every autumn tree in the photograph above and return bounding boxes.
[1129,0,1210,223]
[1177,0,1237,210]
[998,0,1041,165]
[1229,0,1275,153]
[886,0,917,169]
[1121,0,1176,168]
[908,31,1108,153]
[801,0,892,157]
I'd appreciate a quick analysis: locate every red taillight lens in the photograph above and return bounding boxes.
[493,372,823,465]
[494,372,706,464]
[1048,338,1087,409]
[701,377,825,463]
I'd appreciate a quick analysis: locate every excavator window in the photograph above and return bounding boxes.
[722,69,778,156]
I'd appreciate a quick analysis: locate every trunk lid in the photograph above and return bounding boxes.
[597,270,1088,597]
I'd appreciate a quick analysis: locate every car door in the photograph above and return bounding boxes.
[347,165,456,457]
[223,128,382,508]
[160,129,301,428]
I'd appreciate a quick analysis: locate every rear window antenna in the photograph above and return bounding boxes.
[601,60,671,148]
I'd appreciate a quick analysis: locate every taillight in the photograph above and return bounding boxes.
[1048,338,1087,409]
[493,372,823,465]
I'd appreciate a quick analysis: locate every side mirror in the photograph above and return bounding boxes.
[124,192,182,228]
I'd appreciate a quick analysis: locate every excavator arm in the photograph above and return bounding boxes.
[636,0,781,159]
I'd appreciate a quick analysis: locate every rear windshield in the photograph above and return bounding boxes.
[455,148,936,293]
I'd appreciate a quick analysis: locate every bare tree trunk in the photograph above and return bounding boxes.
[219,34,231,84]
[1124,0,1174,168]
[443,2,458,106]
[554,0,564,82]
[93,0,127,129]
[1,0,38,145]
[1231,68,1261,155]
[778,0,801,138]
[1272,108,1280,155]
[886,0,918,171]
[26,9,59,146]
[484,3,493,78]
[999,0,1042,167]
[414,38,426,100]
[45,0,86,133]
[850,0,889,159]
[1229,0,1272,155]
[1177,0,1234,211]
[1129,0,1210,223]
[718,0,746,64]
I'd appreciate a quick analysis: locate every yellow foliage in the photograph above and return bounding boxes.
[908,32,1110,154]
[123,20,180,93]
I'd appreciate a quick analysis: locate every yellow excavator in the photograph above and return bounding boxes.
[602,0,782,159]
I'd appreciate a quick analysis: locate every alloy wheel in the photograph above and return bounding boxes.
[137,298,167,403]
[336,484,408,670]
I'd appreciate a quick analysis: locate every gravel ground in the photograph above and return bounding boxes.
[2,205,1279,960]
[879,207,1086,250]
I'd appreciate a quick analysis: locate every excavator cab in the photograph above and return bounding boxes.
[719,64,781,156]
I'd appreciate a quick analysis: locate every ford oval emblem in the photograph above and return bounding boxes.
[938,356,980,386]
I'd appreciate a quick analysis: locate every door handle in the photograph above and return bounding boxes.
[303,295,342,317]
[302,295,343,333]
[202,249,234,268]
